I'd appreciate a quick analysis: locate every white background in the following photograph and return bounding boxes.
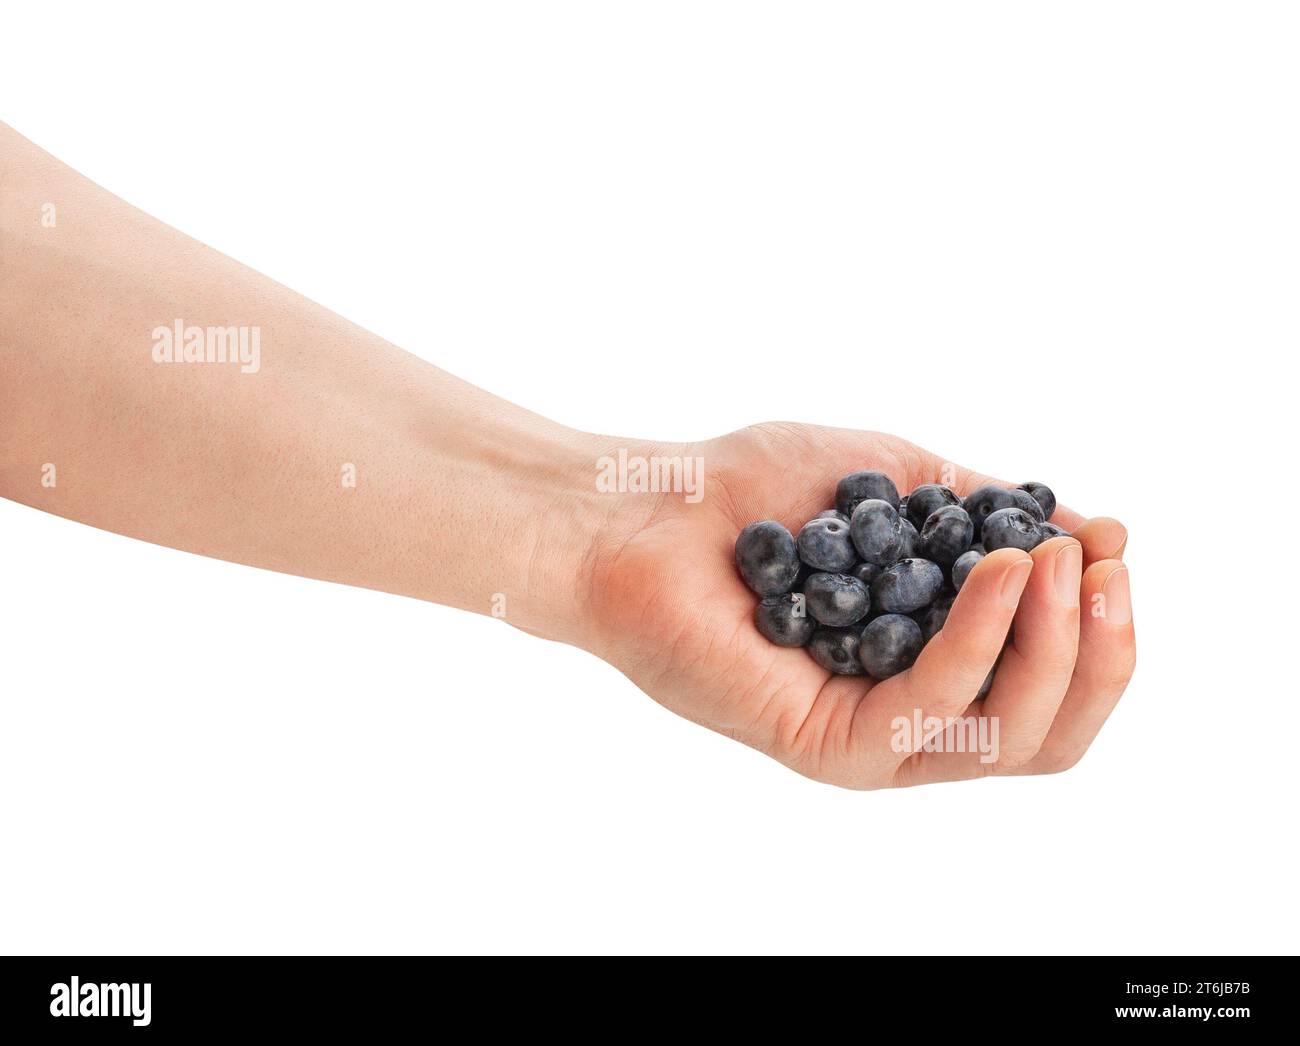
[2,2,1297,954]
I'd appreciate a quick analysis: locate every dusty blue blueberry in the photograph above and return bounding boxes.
[872,558,945,613]
[797,516,856,572]
[1018,481,1056,521]
[951,548,984,591]
[835,471,900,517]
[914,592,955,642]
[816,509,851,524]
[1009,487,1046,523]
[849,499,905,566]
[809,626,866,675]
[858,614,924,679]
[969,543,986,556]
[982,507,1043,551]
[899,517,920,558]
[754,592,815,647]
[906,484,961,529]
[1039,522,1069,540]
[735,520,802,595]
[804,572,871,627]
[964,485,1017,531]
[919,505,974,566]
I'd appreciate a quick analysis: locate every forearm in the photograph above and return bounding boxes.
[0,123,610,645]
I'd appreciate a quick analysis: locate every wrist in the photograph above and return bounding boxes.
[482,423,613,647]
[397,389,645,648]
[491,425,694,651]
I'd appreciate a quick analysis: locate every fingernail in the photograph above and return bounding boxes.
[1054,543,1082,606]
[1000,559,1032,609]
[1111,532,1128,559]
[1103,567,1132,625]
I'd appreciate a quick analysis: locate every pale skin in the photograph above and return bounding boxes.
[0,122,1135,788]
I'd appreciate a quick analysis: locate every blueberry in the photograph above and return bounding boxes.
[919,505,975,566]
[906,484,961,529]
[809,627,866,675]
[899,517,920,558]
[982,507,1043,551]
[1009,487,1046,523]
[915,592,955,642]
[803,573,871,627]
[897,493,910,520]
[858,614,924,679]
[951,548,984,591]
[835,471,900,517]
[849,499,904,566]
[816,509,851,524]
[1039,522,1069,540]
[872,557,945,613]
[963,485,1017,531]
[1018,481,1057,521]
[735,520,801,596]
[969,543,986,556]
[796,516,857,572]
[851,561,882,586]
[754,592,815,647]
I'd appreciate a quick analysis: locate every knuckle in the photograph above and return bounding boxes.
[995,745,1042,772]
[1028,645,1081,677]
[930,624,982,667]
[1033,745,1085,775]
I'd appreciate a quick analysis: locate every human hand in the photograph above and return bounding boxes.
[584,422,1135,788]
[0,125,1132,792]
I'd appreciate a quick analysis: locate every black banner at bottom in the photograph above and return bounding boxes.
[0,955,1285,1035]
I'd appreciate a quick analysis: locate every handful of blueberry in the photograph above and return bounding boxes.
[735,473,1065,680]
